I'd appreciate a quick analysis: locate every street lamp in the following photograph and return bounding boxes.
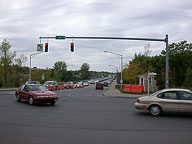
[29,52,42,81]
[104,51,123,88]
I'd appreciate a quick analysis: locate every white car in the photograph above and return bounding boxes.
[135,88,192,116]
[83,81,89,86]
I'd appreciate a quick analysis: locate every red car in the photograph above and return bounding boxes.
[15,84,58,105]
[96,82,104,90]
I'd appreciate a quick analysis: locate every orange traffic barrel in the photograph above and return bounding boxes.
[57,84,61,90]
[62,84,65,90]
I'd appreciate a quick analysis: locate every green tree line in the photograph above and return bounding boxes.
[123,41,192,88]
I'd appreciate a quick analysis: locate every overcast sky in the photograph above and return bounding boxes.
[0,0,191,72]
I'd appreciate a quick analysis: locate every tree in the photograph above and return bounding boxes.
[143,43,152,57]
[161,41,192,86]
[15,54,27,67]
[183,67,192,87]
[53,61,67,81]
[80,63,90,80]
[123,61,143,84]
[0,39,16,84]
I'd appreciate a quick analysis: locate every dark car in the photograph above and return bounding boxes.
[103,82,108,87]
[15,84,58,105]
[96,82,104,90]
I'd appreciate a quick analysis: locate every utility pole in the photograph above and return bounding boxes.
[165,34,169,89]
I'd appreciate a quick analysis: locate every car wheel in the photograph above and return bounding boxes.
[15,93,21,102]
[29,96,34,105]
[149,105,162,116]
[50,101,56,106]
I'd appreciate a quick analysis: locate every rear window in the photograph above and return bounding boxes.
[97,83,103,85]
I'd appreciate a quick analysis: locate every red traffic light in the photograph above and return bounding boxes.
[45,43,48,52]
[71,42,74,52]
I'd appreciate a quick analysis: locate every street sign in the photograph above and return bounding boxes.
[149,72,157,76]
[37,44,43,51]
[56,35,65,39]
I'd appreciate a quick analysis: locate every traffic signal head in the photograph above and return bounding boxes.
[71,42,74,52]
[45,43,48,52]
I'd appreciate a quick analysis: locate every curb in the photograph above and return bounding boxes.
[103,91,144,99]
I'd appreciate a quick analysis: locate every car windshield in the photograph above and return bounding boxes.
[28,85,48,91]
[149,90,162,96]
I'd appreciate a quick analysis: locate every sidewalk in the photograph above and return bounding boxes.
[103,81,147,98]
[0,88,16,91]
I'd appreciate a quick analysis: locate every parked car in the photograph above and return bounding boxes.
[25,81,40,84]
[96,82,104,90]
[44,81,58,87]
[15,84,58,105]
[74,82,82,88]
[83,81,89,86]
[135,88,192,116]
[68,82,74,88]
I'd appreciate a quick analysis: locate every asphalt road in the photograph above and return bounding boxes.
[0,85,192,144]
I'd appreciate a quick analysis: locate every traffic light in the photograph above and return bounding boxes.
[71,42,74,52]
[45,43,48,52]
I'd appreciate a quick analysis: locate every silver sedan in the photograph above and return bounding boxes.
[135,88,192,116]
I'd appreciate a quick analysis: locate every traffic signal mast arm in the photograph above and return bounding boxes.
[39,36,166,42]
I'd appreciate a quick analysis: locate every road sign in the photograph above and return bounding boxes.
[56,35,65,39]
[37,44,43,51]
[149,72,157,76]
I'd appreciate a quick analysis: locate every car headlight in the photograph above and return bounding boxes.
[36,95,57,98]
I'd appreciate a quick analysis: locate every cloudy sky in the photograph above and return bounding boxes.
[0,0,191,72]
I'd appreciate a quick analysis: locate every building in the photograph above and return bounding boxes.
[139,72,156,92]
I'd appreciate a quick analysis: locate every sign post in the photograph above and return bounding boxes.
[148,72,157,95]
